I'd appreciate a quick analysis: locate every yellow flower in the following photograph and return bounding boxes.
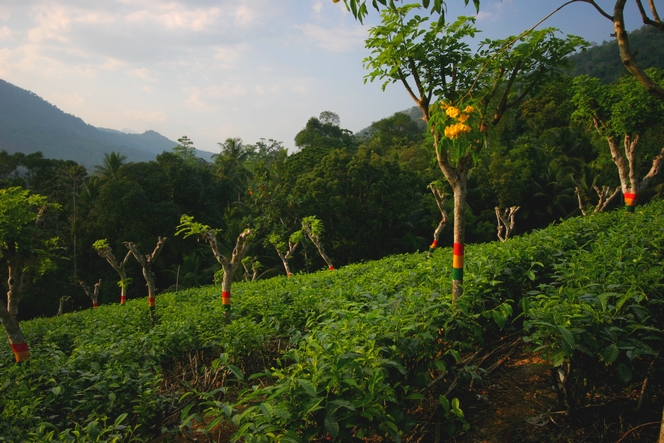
[440,102,450,109]
[463,105,474,114]
[457,113,470,123]
[445,106,460,119]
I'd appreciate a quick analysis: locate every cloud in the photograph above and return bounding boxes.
[295,23,366,53]
[124,109,168,123]
[213,43,251,69]
[0,26,15,40]
[128,67,154,81]
[312,1,324,17]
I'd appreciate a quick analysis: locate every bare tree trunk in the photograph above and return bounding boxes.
[124,237,167,312]
[451,182,466,302]
[575,187,589,216]
[428,183,448,257]
[204,229,252,324]
[94,246,132,304]
[80,279,102,308]
[0,305,29,362]
[613,0,664,101]
[310,238,334,270]
[594,185,621,213]
[495,206,520,242]
[2,252,31,362]
[57,296,71,316]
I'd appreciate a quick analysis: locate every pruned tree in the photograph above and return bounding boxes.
[80,278,102,308]
[427,181,448,257]
[93,239,133,304]
[495,206,520,242]
[574,185,621,216]
[268,230,304,277]
[242,256,262,282]
[364,5,585,300]
[0,187,60,363]
[300,216,335,271]
[124,237,167,312]
[177,215,253,323]
[572,70,664,212]
[57,295,71,316]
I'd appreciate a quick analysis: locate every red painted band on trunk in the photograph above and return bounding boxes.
[329,266,335,271]
[453,243,464,256]
[93,302,99,307]
[148,297,156,307]
[624,193,637,198]
[222,291,230,297]
[11,343,29,352]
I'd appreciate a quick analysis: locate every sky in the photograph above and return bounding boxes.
[0,0,647,154]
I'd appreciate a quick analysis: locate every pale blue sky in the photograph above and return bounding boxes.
[0,1,646,154]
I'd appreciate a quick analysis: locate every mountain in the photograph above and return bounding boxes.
[569,25,664,84]
[0,79,183,169]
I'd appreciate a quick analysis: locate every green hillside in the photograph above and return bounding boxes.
[569,25,664,84]
[0,79,180,169]
[1,201,663,442]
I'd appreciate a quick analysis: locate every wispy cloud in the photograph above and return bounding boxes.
[295,23,366,53]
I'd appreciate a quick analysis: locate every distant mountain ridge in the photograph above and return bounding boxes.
[0,79,182,169]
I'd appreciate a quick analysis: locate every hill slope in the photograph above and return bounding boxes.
[569,25,664,83]
[0,79,180,168]
[1,201,663,442]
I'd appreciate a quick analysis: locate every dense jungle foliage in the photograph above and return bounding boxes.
[1,64,663,320]
[0,200,662,441]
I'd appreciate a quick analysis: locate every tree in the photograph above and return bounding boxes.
[93,239,133,304]
[268,230,304,277]
[124,237,167,312]
[300,216,335,271]
[176,215,253,323]
[337,0,480,24]
[568,0,664,101]
[0,187,59,362]
[172,136,198,164]
[363,5,584,300]
[79,278,102,308]
[427,181,448,257]
[571,69,664,211]
[94,151,127,181]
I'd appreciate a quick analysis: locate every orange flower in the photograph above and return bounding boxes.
[457,113,470,123]
[463,105,474,114]
[445,106,460,119]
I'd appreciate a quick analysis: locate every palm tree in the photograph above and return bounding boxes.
[213,138,253,200]
[94,152,127,181]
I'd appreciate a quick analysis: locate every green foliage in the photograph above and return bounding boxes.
[569,25,664,84]
[175,215,215,239]
[571,68,664,139]
[2,200,664,439]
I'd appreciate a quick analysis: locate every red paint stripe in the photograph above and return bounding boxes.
[222,291,230,297]
[329,266,335,271]
[93,302,99,307]
[453,243,464,256]
[624,193,637,199]
[432,239,438,247]
[11,343,29,352]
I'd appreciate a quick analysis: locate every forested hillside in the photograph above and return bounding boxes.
[0,79,181,168]
[569,25,664,84]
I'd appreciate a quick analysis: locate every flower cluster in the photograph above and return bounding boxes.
[440,103,475,139]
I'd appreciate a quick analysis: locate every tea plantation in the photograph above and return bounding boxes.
[1,201,663,442]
